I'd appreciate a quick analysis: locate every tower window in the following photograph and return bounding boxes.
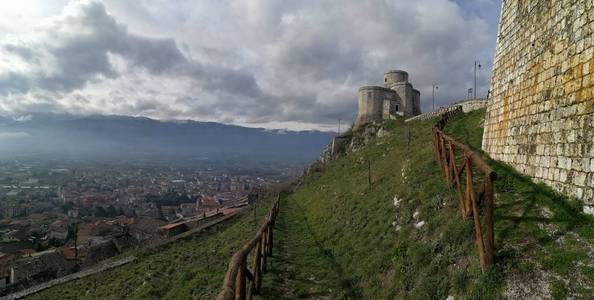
[395,105,399,111]
[385,78,387,82]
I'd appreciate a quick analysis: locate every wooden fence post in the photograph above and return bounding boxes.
[436,131,443,168]
[429,120,497,274]
[260,232,268,273]
[484,178,495,267]
[449,144,466,215]
[464,156,473,218]
[236,261,246,300]
[447,143,453,185]
[252,241,262,294]
[216,194,282,300]
[466,154,487,271]
[439,134,449,175]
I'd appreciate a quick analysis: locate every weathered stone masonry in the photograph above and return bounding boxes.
[483,0,594,205]
[354,70,421,129]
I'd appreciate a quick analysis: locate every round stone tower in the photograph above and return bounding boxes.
[384,70,408,88]
[354,86,393,130]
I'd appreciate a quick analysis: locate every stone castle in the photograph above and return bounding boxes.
[354,70,421,129]
[483,0,594,209]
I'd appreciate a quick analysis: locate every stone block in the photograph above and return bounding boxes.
[482,0,594,205]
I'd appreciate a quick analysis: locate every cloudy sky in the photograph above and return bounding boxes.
[0,0,502,131]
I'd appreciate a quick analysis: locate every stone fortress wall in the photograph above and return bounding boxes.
[482,0,594,207]
[358,86,396,125]
[405,104,463,123]
[460,99,489,113]
[404,98,487,123]
[354,70,421,129]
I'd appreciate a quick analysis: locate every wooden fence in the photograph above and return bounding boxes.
[216,195,280,300]
[432,115,497,272]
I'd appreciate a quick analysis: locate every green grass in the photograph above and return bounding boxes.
[28,198,275,300]
[257,110,594,299]
[443,109,485,150]
[446,109,594,298]
[257,116,487,299]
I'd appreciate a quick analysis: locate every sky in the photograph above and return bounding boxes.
[0,0,502,131]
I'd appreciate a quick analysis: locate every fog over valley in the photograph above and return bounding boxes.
[0,114,333,166]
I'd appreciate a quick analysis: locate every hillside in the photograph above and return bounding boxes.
[27,198,275,299]
[256,110,594,299]
[0,114,332,166]
[27,110,594,299]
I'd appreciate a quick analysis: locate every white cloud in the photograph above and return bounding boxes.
[14,115,32,122]
[0,0,499,130]
[0,132,30,139]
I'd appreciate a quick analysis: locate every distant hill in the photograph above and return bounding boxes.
[0,114,333,166]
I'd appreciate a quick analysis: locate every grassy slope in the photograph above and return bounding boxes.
[259,116,485,299]
[28,198,274,300]
[446,110,594,298]
[259,110,594,299]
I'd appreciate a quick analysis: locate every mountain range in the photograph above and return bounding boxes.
[0,115,333,167]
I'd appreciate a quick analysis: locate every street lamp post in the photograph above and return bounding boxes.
[474,61,482,99]
[432,84,439,111]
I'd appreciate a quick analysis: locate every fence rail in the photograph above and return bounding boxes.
[432,115,496,272]
[216,195,280,300]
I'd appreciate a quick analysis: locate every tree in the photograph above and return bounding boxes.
[62,202,74,214]
[106,205,117,217]
[68,222,80,271]
[94,206,108,218]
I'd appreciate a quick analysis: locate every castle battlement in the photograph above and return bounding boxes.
[358,86,393,92]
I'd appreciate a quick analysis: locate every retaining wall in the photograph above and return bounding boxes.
[482,0,594,206]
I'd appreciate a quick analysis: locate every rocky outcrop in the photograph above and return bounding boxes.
[318,120,393,166]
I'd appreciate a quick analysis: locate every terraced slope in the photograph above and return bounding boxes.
[258,110,594,299]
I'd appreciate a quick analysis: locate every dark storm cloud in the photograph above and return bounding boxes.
[0,0,266,102]
[0,0,178,94]
[121,35,186,73]
[0,72,33,94]
[3,44,38,61]
[185,64,266,100]
[273,29,365,82]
